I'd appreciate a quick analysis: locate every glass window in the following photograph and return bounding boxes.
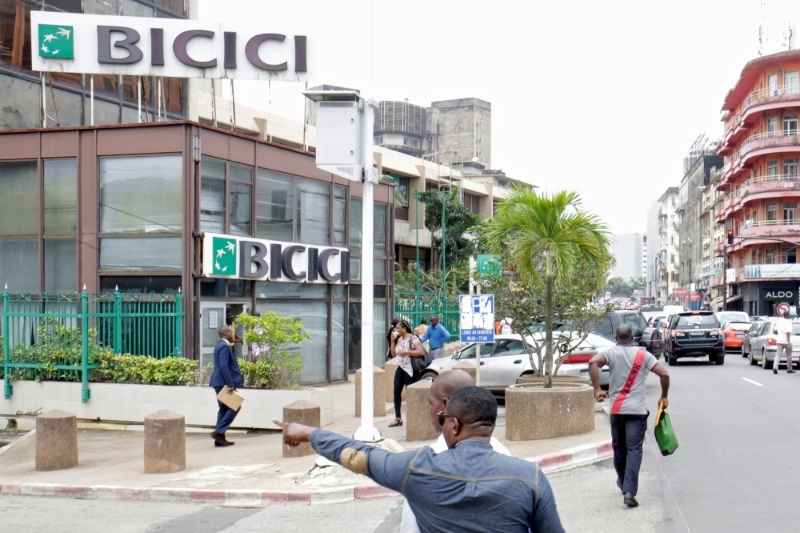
[122,0,154,16]
[768,117,779,137]
[200,278,225,298]
[0,239,38,292]
[230,183,251,236]
[100,237,182,270]
[200,158,226,233]
[44,159,77,235]
[350,198,362,253]
[396,177,409,221]
[259,300,329,383]
[374,203,387,256]
[786,72,799,95]
[162,77,185,115]
[333,284,345,299]
[85,98,121,126]
[100,155,182,233]
[767,160,778,177]
[785,159,799,177]
[84,0,121,15]
[230,165,252,183]
[256,170,294,241]
[333,185,347,247]
[297,179,330,246]
[44,239,76,292]
[766,248,775,264]
[0,0,32,71]
[783,203,797,222]
[0,161,38,236]
[492,339,525,357]
[100,276,182,294]
[350,256,362,281]
[373,302,386,367]
[0,74,40,129]
[332,302,346,380]
[44,88,82,128]
[227,280,252,298]
[374,258,386,281]
[784,116,798,135]
[767,204,777,222]
[45,0,83,12]
[255,282,329,299]
[157,0,185,16]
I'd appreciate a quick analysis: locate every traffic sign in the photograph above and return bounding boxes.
[476,255,501,275]
[777,302,790,316]
[459,294,495,343]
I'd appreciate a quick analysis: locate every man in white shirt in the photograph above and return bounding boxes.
[399,370,511,533]
[772,309,795,375]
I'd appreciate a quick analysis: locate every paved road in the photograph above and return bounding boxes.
[2,351,797,532]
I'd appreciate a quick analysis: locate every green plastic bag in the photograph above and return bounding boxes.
[654,406,679,456]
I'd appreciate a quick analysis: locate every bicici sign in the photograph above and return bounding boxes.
[31,12,311,81]
[202,233,350,284]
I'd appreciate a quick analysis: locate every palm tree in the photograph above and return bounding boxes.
[484,188,612,387]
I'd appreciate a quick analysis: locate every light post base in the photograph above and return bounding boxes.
[353,426,382,442]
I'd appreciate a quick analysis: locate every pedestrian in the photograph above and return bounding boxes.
[274,386,564,533]
[500,318,513,335]
[209,326,243,447]
[420,314,450,360]
[414,319,428,338]
[386,317,401,361]
[389,320,425,427]
[588,324,670,507]
[247,311,268,362]
[772,308,794,374]
[400,370,511,533]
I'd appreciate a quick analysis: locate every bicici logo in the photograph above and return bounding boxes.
[38,24,74,59]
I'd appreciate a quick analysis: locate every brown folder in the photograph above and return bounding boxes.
[216,388,245,411]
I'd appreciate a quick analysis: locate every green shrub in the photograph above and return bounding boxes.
[92,351,197,386]
[239,351,304,390]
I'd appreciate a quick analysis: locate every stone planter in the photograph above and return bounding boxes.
[515,375,590,386]
[505,382,594,441]
[0,381,334,430]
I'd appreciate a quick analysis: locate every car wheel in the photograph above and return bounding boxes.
[667,352,677,366]
[761,349,772,369]
[741,343,748,358]
[709,353,718,364]
[420,371,438,383]
[715,353,725,365]
[749,349,757,365]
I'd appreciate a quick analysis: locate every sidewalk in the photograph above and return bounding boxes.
[0,377,612,506]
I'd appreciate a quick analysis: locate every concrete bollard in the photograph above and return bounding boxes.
[144,410,186,473]
[355,366,387,417]
[405,381,438,441]
[384,359,399,403]
[35,409,78,471]
[282,400,321,458]
[453,361,477,381]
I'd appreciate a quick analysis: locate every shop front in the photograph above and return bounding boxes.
[0,122,394,384]
[741,281,800,317]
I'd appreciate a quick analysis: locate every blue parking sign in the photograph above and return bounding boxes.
[459,294,495,343]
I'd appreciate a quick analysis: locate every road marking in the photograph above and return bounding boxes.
[742,378,763,387]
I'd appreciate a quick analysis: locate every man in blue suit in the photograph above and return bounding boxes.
[210,326,243,447]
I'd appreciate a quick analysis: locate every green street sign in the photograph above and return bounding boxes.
[212,236,238,276]
[477,254,500,275]
[38,24,74,59]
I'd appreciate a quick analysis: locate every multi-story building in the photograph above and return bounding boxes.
[642,236,647,280]
[611,233,643,281]
[648,187,681,305]
[716,50,800,315]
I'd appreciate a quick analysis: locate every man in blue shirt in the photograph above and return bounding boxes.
[274,387,564,533]
[420,314,450,360]
[209,326,243,447]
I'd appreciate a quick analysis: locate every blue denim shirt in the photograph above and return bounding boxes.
[420,323,451,349]
[310,429,564,533]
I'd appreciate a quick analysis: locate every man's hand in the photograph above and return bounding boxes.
[658,397,669,409]
[226,386,235,395]
[273,419,315,447]
[594,388,609,402]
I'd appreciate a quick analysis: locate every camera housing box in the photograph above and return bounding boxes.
[314,99,363,181]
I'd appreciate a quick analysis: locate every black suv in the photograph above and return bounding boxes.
[663,311,725,365]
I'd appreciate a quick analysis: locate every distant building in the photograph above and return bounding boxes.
[642,236,648,279]
[646,188,681,305]
[611,233,643,281]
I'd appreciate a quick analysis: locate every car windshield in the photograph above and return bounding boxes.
[457,343,494,359]
[727,322,751,331]
[623,313,648,336]
[793,325,800,335]
[676,314,718,328]
[718,312,749,324]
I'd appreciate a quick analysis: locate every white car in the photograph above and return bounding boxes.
[420,333,615,394]
[748,320,800,369]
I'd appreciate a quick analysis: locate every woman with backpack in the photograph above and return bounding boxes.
[388,319,426,427]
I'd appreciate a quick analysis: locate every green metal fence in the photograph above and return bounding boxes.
[394,292,459,342]
[1,291,184,403]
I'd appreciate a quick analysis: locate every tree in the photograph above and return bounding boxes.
[482,188,612,388]
[234,312,310,389]
[417,187,482,268]
[603,277,645,297]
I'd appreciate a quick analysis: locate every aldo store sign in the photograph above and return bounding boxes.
[31,12,311,81]
[202,233,350,284]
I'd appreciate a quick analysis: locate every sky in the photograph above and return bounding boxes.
[197,0,800,234]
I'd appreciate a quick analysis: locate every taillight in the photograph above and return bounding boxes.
[672,330,685,338]
[711,329,722,336]
[767,337,777,346]
[563,353,592,364]
[724,330,734,337]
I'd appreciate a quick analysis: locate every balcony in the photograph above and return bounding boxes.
[738,219,800,241]
[721,130,800,186]
[713,242,725,257]
[743,263,800,280]
[737,175,800,209]
[720,85,800,154]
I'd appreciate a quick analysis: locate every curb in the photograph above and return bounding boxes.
[0,439,612,507]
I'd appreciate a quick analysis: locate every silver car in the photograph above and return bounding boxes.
[748,320,800,369]
[420,333,615,394]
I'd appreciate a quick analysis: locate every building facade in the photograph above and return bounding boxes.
[611,233,643,281]
[0,123,395,384]
[652,187,681,305]
[716,50,800,315]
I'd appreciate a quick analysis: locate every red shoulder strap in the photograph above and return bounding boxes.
[611,349,646,415]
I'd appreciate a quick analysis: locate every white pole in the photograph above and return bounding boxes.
[157,76,162,122]
[41,72,46,128]
[137,77,142,123]
[90,75,94,126]
[354,100,381,442]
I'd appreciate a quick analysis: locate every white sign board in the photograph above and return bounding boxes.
[459,294,495,343]
[744,264,800,280]
[31,12,311,81]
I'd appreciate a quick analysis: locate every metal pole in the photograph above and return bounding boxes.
[3,290,11,399]
[114,290,122,354]
[441,188,446,304]
[354,100,380,442]
[90,75,95,126]
[137,77,142,123]
[41,72,46,128]
[415,191,420,293]
[175,290,183,357]
[80,291,90,403]
[723,245,728,311]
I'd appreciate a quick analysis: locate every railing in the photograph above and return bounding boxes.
[394,292,459,344]
[741,129,800,150]
[2,291,184,403]
[725,85,800,134]
[742,219,800,228]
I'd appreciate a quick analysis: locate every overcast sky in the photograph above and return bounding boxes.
[198,0,799,234]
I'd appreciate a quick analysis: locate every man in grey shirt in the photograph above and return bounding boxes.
[589,325,670,507]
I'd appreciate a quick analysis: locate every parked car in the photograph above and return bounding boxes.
[749,320,800,369]
[663,311,725,365]
[722,321,752,351]
[420,332,615,394]
[740,321,766,358]
[639,319,664,358]
[715,311,750,327]
[590,310,649,344]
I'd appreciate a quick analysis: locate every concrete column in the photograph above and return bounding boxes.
[282,400,320,458]
[35,410,78,471]
[143,410,186,474]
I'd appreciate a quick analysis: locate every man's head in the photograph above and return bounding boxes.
[219,326,233,342]
[429,315,439,327]
[441,386,497,449]
[420,319,427,326]
[428,370,475,432]
[615,324,634,342]
[783,308,791,319]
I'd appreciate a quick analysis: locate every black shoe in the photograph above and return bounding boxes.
[211,431,226,445]
[773,368,778,375]
[616,478,623,493]
[624,493,639,507]
[788,370,796,374]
